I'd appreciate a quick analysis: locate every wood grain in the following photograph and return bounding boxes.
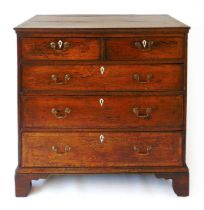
[21,132,183,167]
[21,38,100,60]
[14,15,189,30]
[16,165,189,174]
[106,37,184,60]
[22,64,183,92]
[15,15,189,196]
[155,172,189,196]
[21,95,183,130]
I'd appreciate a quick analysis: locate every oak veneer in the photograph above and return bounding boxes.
[14,15,190,197]
[22,64,183,92]
[21,38,100,60]
[106,37,184,60]
[21,132,183,167]
[22,95,183,130]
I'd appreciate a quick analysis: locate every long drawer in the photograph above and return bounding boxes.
[21,132,183,167]
[21,95,183,130]
[106,37,184,60]
[21,38,100,60]
[22,64,183,92]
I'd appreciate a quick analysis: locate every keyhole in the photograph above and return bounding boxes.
[99,98,104,107]
[58,40,63,49]
[99,134,105,143]
[100,66,105,75]
[142,40,147,48]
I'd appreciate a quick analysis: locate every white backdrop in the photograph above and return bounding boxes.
[0,0,203,209]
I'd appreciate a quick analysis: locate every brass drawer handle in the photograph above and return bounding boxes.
[133,146,152,155]
[51,74,71,85]
[50,40,70,50]
[51,145,71,154]
[133,107,152,119]
[51,107,71,119]
[134,39,154,50]
[133,73,152,83]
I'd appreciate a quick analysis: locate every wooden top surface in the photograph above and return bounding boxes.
[15,15,189,30]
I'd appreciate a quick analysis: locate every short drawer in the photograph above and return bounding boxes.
[106,37,184,60]
[21,38,100,60]
[22,95,183,130]
[21,132,183,167]
[22,64,183,92]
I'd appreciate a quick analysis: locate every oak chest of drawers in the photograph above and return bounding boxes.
[14,15,190,196]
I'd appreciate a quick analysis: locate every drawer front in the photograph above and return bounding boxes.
[106,37,184,60]
[21,132,183,167]
[21,38,100,60]
[22,64,183,92]
[22,95,183,130]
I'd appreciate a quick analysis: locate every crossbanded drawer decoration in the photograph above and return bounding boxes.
[105,37,184,60]
[22,95,183,129]
[22,132,183,167]
[14,15,189,197]
[21,38,101,60]
[22,64,183,92]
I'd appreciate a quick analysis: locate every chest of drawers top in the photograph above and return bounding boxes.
[15,15,189,31]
